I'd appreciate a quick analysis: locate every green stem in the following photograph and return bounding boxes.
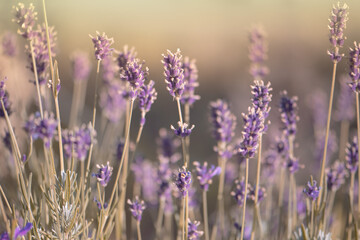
[29,40,44,118]
[137,221,142,240]
[203,191,210,240]
[240,158,249,240]
[155,198,165,239]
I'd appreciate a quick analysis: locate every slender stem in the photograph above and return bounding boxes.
[92,61,101,127]
[216,157,226,239]
[29,41,44,118]
[182,197,186,240]
[339,120,350,161]
[54,96,64,172]
[318,62,338,208]
[185,103,190,162]
[287,173,292,239]
[81,161,85,236]
[176,97,184,124]
[137,221,142,240]
[311,201,315,238]
[176,98,188,168]
[251,135,263,240]
[155,198,165,239]
[165,213,172,240]
[0,194,10,234]
[240,158,249,240]
[203,191,210,240]
[185,192,189,239]
[356,93,360,213]
[42,0,54,81]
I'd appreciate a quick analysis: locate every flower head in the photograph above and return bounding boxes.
[0,222,33,240]
[175,167,192,197]
[251,80,272,132]
[209,99,237,144]
[93,162,113,187]
[13,3,37,39]
[180,57,200,105]
[248,183,266,203]
[345,136,358,173]
[127,196,146,222]
[349,42,360,92]
[303,179,320,201]
[162,49,185,98]
[0,78,12,118]
[193,161,221,191]
[138,80,157,125]
[326,161,348,191]
[2,32,17,57]
[285,156,302,174]
[249,26,269,79]
[117,45,137,71]
[231,179,247,206]
[71,51,92,82]
[121,58,148,99]
[24,111,57,148]
[279,91,299,136]
[93,198,108,210]
[171,121,194,138]
[188,219,204,240]
[328,3,348,62]
[89,32,114,60]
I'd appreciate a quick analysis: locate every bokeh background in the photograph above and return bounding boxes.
[0,0,360,228]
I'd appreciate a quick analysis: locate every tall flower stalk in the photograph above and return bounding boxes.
[318,2,348,208]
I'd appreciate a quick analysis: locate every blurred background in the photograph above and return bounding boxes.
[0,0,359,208]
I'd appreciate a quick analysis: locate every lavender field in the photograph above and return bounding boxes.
[0,1,360,239]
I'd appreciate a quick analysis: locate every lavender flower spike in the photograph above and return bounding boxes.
[326,161,348,191]
[231,179,247,206]
[279,91,299,137]
[193,161,221,191]
[303,179,321,201]
[162,49,185,99]
[188,219,204,240]
[71,51,92,82]
[139,80,158,125]
[89,31,114,61]
[345,137,359,173]
[171,121,194,138]
[349,42,360,93]
[12,3,37,39]
[328,3,348,62]
[181,57,200,105]
[121,58,148,99]
[175,166,192,197]
[2,32,17,57]
[249,26,269,80]
[127,196,146,222]
[93,162,113,187]
[0,78,12,118]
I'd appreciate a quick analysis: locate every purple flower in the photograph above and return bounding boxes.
[171,121,194,138]
[238,107,263,158]
[138,80,157,125]
[349,41,360,92]
[99,80,127,122]
[345,136,358,173]
[274,135,288,156]
[89,32,114,61]
[193,161,221,191]
[209,99,237,144]
[162,49,185,98]
[249,26,269,79]
[157,128,181,163]
[231,179,247,206]
[2,32,17,57]
[93,162,113,187]
[71,51,92,82]
[120,58,148,99]
[251,80,272,132]
[188,219,204,240]
[334,75,355,121]
[62,123,96,161]
[0,78,12,118]
[93,198,108,210]
[303,179,320,201]
[180,57,200,105]
[279,91,299,137]
[285,156,301,174]
[326,161,348,191]
[328,3,348,62]
[127,196,146,222]
[117,45,137,71]
[2,130,12,153]
[13,3,37,39]
[248,183,266,203]
[24,111,57,148]
[175,167,192,197]
[1,222,33,240]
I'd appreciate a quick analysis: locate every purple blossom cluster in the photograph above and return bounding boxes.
[62,123,96,161]
[138,80,158,126]
[127,196,146,222]
[188,219,204,240]
[89,32,114,61]
[93,162,113,187]
[326,161,348,191]
[2,131,12,153]
[12,3,37,39]
[0,222,33,240]
[303,179,320,201]
[94,198,108,210]
[171,121,194,138]
[251,80,272,133]
[348,41,360,92]
[248,183,266,203]
[285,156,301,174]
[175,167,192,197]
[180,57,200,105]
[231,179,247,206]
[2,32,17,57]
[248,26,269,80]
[24,111,57,148]
[71,51,92,82]
[328,3,348,62]
[162,49,185,98]
[121,58,148,99]
[193,161,221,191]
[117,45,137,71]
[279,91,299,137]
[0,78,12,118]
[345,136,359,173]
